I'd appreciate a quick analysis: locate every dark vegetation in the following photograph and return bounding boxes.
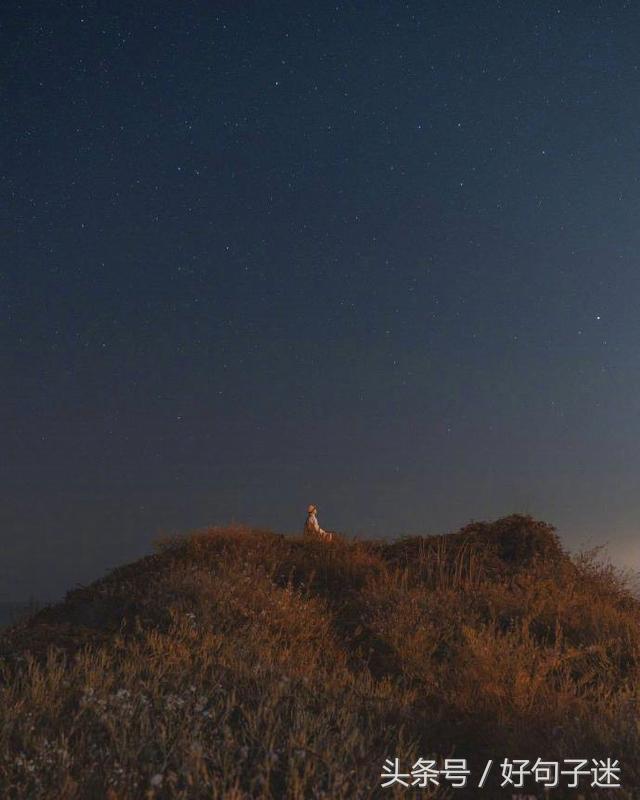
[0,515,638,799]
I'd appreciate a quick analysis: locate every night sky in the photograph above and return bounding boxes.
[3,1,640,602]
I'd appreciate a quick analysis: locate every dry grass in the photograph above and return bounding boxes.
[0,515,638,799]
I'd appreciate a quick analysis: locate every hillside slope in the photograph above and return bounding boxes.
[1,515,638,799]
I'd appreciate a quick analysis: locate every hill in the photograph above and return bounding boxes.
[0,603,37,631]
[0,515,638,799]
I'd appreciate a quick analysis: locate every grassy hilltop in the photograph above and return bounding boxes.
[0,515,638,799]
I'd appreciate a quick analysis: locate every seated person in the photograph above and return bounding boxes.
[303,504,333,542]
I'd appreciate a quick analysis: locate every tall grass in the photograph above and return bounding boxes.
[0,515,638,798]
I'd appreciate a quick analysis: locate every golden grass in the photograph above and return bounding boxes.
[0,515,638,798]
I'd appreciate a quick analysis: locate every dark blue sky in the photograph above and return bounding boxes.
[3,0,640,601]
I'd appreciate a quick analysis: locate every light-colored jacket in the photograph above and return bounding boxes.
[304,512,332,541]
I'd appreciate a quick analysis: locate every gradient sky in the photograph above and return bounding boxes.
[3,0,640,601]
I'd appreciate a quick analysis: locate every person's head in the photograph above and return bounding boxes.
[307,504,317,515]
